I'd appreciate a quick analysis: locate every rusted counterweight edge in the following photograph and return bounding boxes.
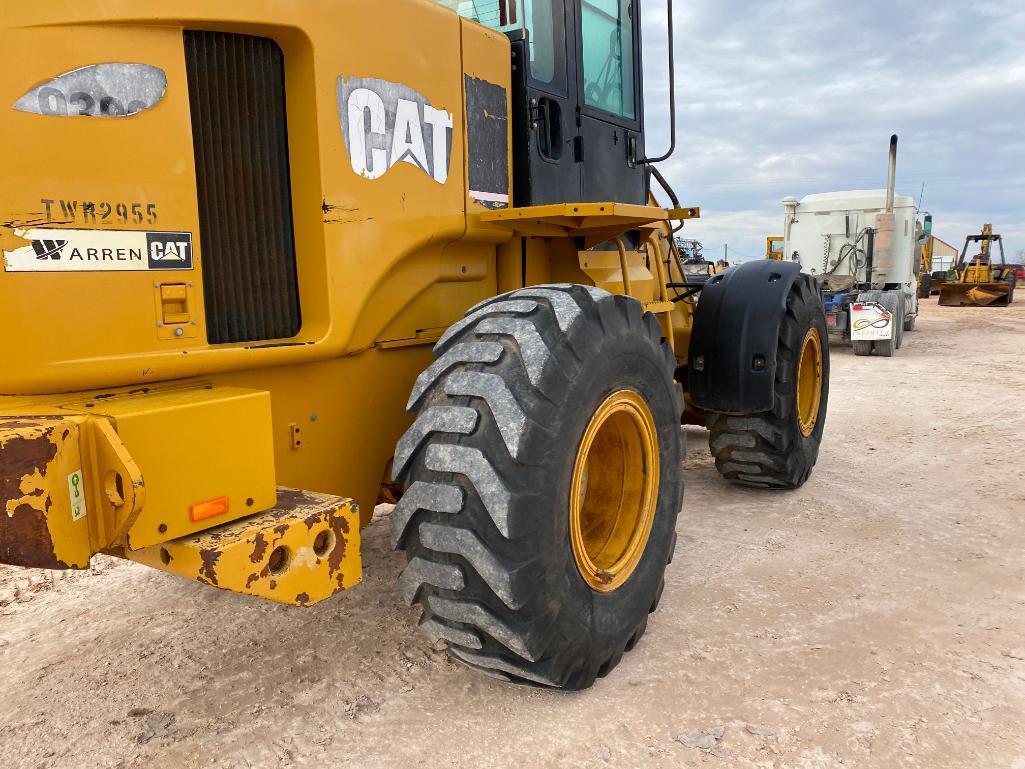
[1,421,65,568]
[122,487,363,607]
[0,417,93,570]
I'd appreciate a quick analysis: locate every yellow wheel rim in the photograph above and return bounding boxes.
[569,390,659,593]
[796,328,824,438]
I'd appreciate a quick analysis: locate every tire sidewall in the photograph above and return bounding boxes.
[781,278,830,457]
[541,318,682,657]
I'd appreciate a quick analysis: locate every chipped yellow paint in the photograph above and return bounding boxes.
[125,488,362,606]
[0,416,93,569]
[0,412,152,568]
[58,385,277,550]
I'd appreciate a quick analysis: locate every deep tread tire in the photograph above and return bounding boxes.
[706,275,829,489]
[392,284,684,689]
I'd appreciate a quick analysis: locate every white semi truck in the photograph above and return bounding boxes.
[781,136,929,357]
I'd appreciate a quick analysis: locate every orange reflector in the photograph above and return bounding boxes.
[190,496,230,522]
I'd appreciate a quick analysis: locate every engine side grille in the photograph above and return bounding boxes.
[184,31,301,344]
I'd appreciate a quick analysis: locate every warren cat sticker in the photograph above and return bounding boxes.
[3,228,193,272]
[850,301,893,341]
[337,76,453,185]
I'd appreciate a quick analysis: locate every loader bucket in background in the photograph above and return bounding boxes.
[938,282,1012,307]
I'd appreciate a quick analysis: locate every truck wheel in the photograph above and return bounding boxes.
[852,340,873,356]
[707,276,829,489]
[392,285,684,689]
[877,292,901,357]
[895,297,906,348]
[903,308,917,332]
[856,290,894,357]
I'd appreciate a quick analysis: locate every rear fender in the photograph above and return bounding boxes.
[687,260,805,414]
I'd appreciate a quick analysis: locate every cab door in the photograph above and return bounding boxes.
[509,0,579,205]
[507,0,646,206]
[576,0,646,204]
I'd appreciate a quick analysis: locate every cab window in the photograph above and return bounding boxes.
[434,0,558,85]
[580,0,635,119]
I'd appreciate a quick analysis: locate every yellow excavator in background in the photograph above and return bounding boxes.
[938,224,1017,307]
[766,236,784,260]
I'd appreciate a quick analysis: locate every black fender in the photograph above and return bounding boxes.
[687,260,807,414]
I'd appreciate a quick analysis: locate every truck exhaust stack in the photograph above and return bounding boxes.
[886,134,898,213]
[873,135,899,274]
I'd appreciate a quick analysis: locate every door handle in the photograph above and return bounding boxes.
[535,97,563,161]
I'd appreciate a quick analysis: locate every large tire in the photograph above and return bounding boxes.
[852,340,873,356]
[391,285,684,689]
[706,275,829,489]
[917,274,932,299]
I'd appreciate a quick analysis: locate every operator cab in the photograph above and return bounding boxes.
[435,0,648,206]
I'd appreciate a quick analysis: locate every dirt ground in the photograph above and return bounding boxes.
[2,300,1024,769]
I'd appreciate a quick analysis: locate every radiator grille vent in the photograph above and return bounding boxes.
[184,31,301,344]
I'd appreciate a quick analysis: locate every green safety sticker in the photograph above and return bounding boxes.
[68,470,88,522]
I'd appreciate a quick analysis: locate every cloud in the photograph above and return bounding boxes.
[641,0,1025,260]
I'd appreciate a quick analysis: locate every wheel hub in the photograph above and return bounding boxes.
[569,390,659,593]
[796,328,824,437]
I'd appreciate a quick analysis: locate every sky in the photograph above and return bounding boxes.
[640,0,1025,263]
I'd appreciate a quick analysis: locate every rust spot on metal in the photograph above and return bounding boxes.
[326,510,350,589]
[0,427,66,569]
[303,509,327,530]
[0,420,46,430]
[295,592,310,606]
[198,548,221,586]
[250,532,268,564]
[5,504,69,569]
[276,487,313,510]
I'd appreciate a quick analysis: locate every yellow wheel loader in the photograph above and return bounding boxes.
[0,0,829,689]
[938,224,1017,307]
